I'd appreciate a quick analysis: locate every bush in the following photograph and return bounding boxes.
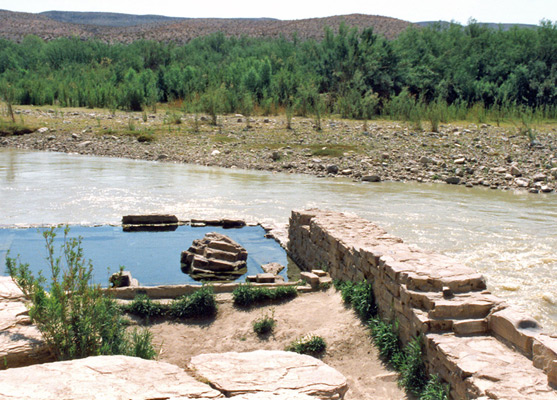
[253,309,276,335]
[420,375,449,400]
[400,336,428,395]
[125,294,164,319]
[5,227,155,361]
[168,286,217,319]
[286,334,327,356]
[369,317,405,370]
[232,284,297,307]
[336,280,377,322]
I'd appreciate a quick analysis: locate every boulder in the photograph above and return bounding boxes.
[326,165,339,174]
[362,175,381,182]
[190,350,348,399]
[0,277,51,369]
[0,355,223,399]
[181,232,248,281]
[109,270,138,288]
[445,177,460,185]
[261,262,285,275]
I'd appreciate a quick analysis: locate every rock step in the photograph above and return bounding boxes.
[192,255,246,272]
[427,333,557,400]
[122,214,178,225]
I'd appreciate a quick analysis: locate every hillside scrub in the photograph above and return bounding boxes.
[0,21,556,122]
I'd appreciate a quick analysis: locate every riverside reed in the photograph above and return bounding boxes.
[336,280,449,400]
[1,22,555,124]
[6,227,156,361]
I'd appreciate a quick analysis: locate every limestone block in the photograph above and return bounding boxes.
[0,355,223,399]
[311,270,327,277]
[256,273,276,284]
[122,214,178,224]
[190,350,348,399]
[533,334,557,374]
[489,307,543,356]
[262,263,285,275]
[453,319,488,335]
[231,392,315,399]
[429,298,494,320]
[300,272,320,286]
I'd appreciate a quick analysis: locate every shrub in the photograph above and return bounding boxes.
[5,227,155,361]
[400,336,428,395]
[232,284,297,307]
[420,375,450,400]
[125,328,157,360]
[286,334,327,356]
[369,317,405,370]
[336,280,377,322]
[125,294,164,319]
[253,309,276,335]
[168,286,217,319]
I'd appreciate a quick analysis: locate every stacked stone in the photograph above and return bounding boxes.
[288,209,557,399]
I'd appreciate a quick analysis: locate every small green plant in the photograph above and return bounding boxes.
[6,227,155,361]
[420,374,449,400]
[125,294,164,319]
[253,309,276,335]
[168,286,217,319]
[369,317,406,370]
[125,328,157,360]
[336,280,377,322]
[286,334,327,356]
[232,284,297,307]
[400,336,428,395]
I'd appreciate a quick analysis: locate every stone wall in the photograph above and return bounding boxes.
[288,209,557,399]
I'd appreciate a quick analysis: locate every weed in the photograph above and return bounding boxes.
[286,334,326,356]
[168,286,217,319]
[5,227,155,360]
[125,328,157,360]
[125,294,164,319]
[369,317,405,370]
[336,280,377,322]
[400,336,428,395]
[253,309,276,335]
[232,284,297,307]
[420,375,450,400]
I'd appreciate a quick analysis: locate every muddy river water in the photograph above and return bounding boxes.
[1,148,555,333]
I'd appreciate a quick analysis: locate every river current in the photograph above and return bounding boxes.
[1,148,555,333]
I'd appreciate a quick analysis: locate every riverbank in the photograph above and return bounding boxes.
[1,106,557,193]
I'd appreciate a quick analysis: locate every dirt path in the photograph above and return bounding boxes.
[148,288,407,400]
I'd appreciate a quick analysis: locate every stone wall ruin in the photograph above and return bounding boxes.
[288,209,557,399]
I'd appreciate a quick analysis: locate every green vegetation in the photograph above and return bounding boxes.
[336,280,450,399]
[252,309,276,335]
[232,284,298,307]
[0,21,555,123]
[125,286,217,320]
[0,119,35,136]
[286,334,327,356]
[5,227,155,361]
[168,286,217,319]
[335,280,377,321]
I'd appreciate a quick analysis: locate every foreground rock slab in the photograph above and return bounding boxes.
[0,276,51,368]
[190,350,348,399]
[0,355,223,399]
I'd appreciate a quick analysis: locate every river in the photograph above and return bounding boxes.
[1,148,555,333]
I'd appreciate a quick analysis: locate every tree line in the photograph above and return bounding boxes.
[1,20,556,122]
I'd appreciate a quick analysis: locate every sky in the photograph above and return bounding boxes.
[2,0,556,25]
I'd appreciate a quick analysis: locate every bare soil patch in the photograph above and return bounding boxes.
[148,288,407,400]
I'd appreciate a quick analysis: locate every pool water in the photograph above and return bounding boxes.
[0,225,290,287]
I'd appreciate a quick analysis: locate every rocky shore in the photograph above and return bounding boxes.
[2,107,556,193]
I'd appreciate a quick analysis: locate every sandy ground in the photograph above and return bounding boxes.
[147,288,408,400]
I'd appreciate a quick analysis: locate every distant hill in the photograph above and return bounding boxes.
[0,10,413,42]
[416,21,538,30]
[40,11,188,27]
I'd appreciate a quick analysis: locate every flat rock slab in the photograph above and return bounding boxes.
[190,350,348,399]
[428,333,557,399]
[0,355,223,399]
[0,276,51,368]
[230,392,315,399]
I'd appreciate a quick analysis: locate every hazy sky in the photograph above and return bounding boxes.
[2,0,556,25]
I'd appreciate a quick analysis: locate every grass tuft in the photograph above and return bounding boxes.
[232,284,297,307]
[286,334,326,356]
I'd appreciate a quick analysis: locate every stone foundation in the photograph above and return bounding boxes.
[288,209,557,399]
